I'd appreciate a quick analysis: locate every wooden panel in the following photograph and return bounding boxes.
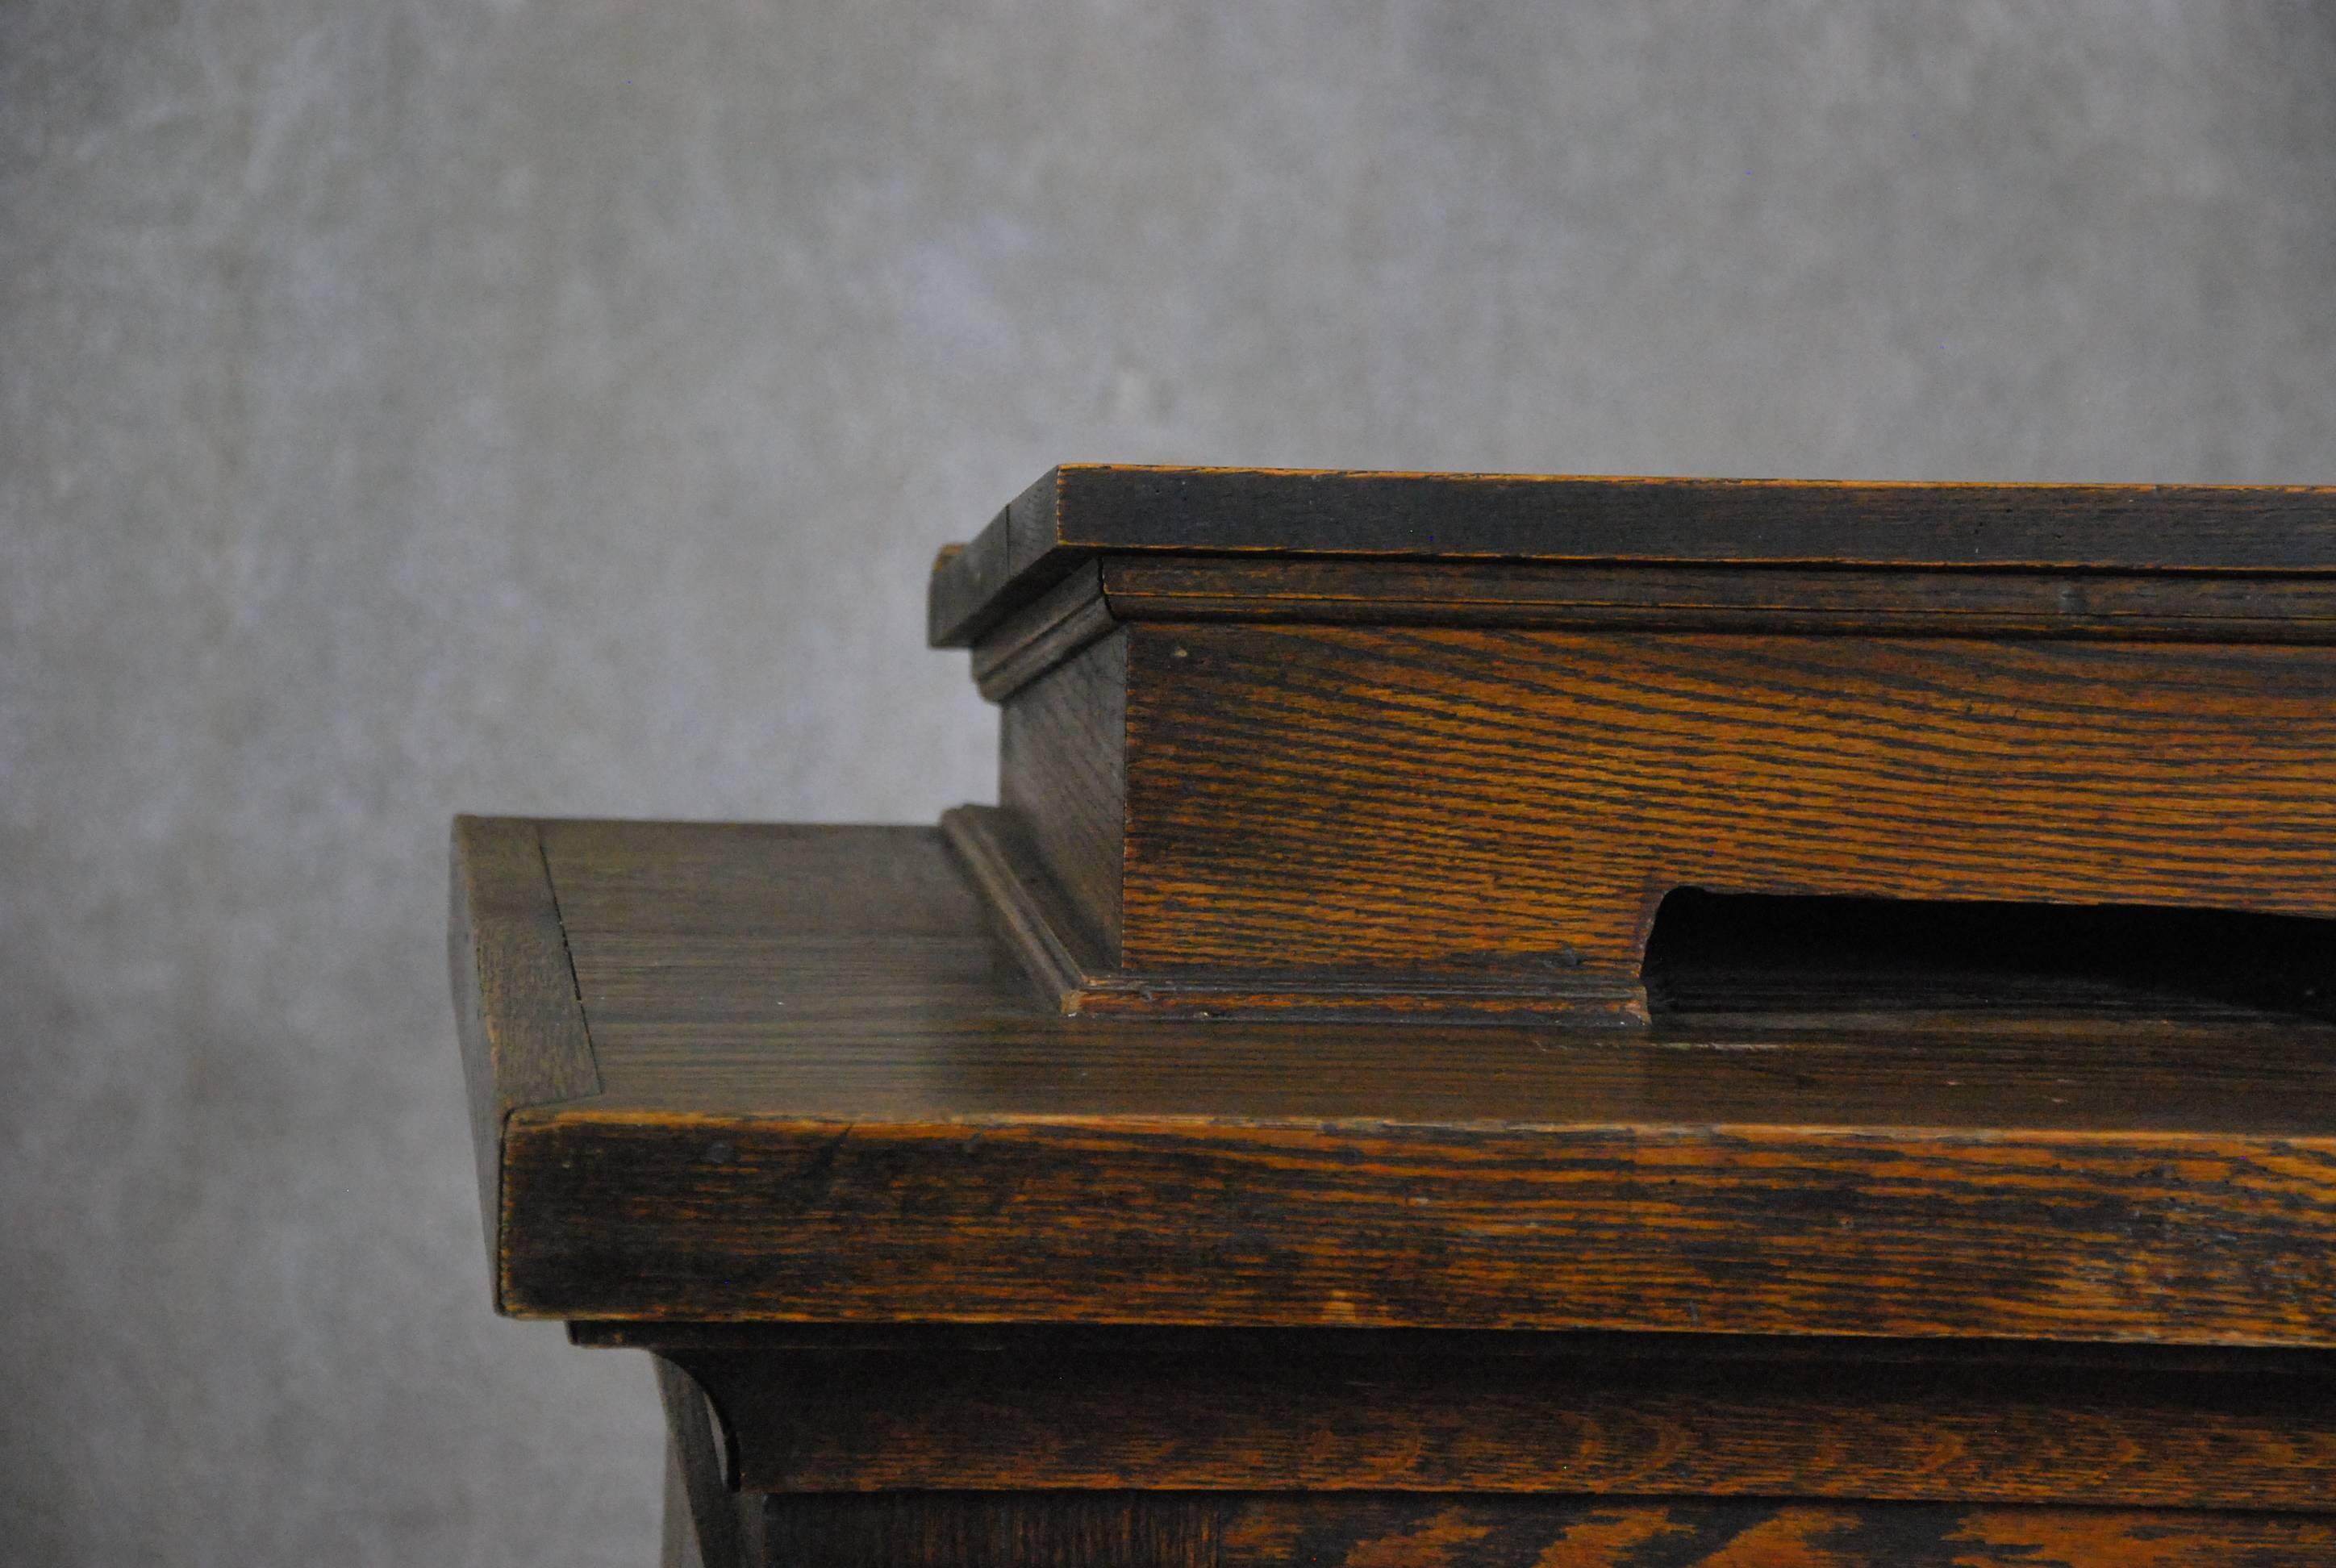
[998,628,1126,964]
[657,1330,2336,1508]
[446,816,600,1300]
[1217,1496,2336,1567]
[928,465,2336,644]
[761,1491,1214,1568]
[470,821,2336,1339]
[1119,627,2336,992]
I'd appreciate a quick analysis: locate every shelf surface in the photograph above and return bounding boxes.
[453,816,2336,1343]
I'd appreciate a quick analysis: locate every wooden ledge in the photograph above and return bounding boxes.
[928,466,2336,647]
[456,817,2336,1345]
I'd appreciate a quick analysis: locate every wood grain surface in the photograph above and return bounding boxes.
[928,466,2336,645]
[975,561,1117,701]
[749,1490,2336,1566]
[1115,625,2336,1000]
[447,815,601,1299]
[964,562,2336,1018]
[502,1111,2336,1338]
[999,628,1127,963]
[459,819,2336,1341]
[763,1491,1215,1568]
[651,1328,2336,1508]
[944,803,1658,1019]
[1214,1495,2336,1567]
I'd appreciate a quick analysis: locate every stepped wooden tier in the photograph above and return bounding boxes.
[453,468,2336,1566]
[932,466,2336,1024]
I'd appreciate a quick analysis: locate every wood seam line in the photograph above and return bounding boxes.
[484,820,603,1314]
[533,822,603,1086]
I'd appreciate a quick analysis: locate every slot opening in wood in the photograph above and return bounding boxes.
[1641,888,2336,1021]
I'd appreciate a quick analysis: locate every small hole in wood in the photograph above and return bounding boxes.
[1641,888,2336,1021]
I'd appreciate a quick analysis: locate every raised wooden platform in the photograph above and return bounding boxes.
[930,467,2336,1023]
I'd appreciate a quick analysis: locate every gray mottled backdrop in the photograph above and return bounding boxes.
[5,2,2334,1562]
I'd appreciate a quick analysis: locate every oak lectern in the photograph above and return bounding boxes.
[453,466,2336,1566]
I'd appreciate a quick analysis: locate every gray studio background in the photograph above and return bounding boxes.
[6,3,2335,1562]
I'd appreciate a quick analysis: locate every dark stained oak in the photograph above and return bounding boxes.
[1214,1495,2336,1568]
[457,818,2336,1345]
[975,561,1117,702]
[633,1327,2336,1509]
[1094,557,2336,643]
[747,1491,2336,1567]
[765,1492,1215,1568]
[928,465,2336,645]
[1112,626,2336,1008]
[998,627,1127,963]
[935,473,2336,1020]
[447,815,599,1299]
[456,469,2336,1562]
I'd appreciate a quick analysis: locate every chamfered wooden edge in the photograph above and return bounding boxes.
[928,465,2336,646]
[971,561,1116,703]
[448,815,603,1311]
[961,555,2336,707]
[941,803,1650,1023]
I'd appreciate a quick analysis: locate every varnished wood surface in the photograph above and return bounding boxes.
[765,1492,1214,1568]
[964,556,2336,707]
[753,1491,2336,1566]
[646,1328,2336,1508]
[461,819,2336,1341]
[446,816,599,1300]
[1114,626,2336,999]
[947,803,1656,1020]
[963,561,2336,1019]
[928,465,2336,645]
[999,628,1127,963]
[1215,1495,2336,1567]
[975,561,1117,702]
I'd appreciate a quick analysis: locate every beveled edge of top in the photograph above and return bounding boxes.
[928,465,2336,646]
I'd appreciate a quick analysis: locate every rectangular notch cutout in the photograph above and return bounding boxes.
[1641,889,2336,1022]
